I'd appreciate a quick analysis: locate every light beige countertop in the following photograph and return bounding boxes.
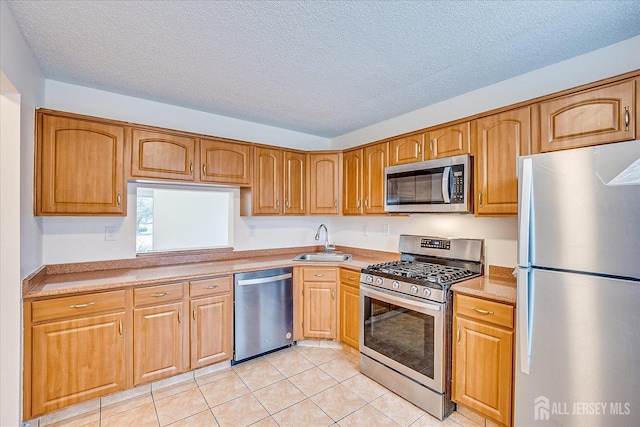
[451,265,517,305]
[23,246,398,299]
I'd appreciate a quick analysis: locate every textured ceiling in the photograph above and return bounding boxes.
[6,0,640,138]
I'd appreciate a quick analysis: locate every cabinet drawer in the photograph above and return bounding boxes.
[340,268,360,288]
[32,290,126,324]
[134,283,184,306]
[455,294,514,329]
[190,276,232,298]
[303,267,337,282]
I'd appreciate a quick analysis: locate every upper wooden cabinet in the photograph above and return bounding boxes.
[389,134,425,166]
[363,143,388,214]
[342,149,363,215]
[537,79,636,153]
[474,106,531,216]
[252,147,282,215]
[36,111,126,215]
[200,138,252,186]
[388,123,470,166]
[283,150,307,215]
[130,128,196,181]
[308,153,340,215]
[426,122,471,159]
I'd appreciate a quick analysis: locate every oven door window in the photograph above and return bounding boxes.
[362,294,436,380]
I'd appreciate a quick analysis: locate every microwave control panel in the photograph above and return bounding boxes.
[451,165,465,203]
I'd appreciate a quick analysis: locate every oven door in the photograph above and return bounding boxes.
[360,283,444,393]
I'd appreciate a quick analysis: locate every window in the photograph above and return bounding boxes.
[136,185,233,253]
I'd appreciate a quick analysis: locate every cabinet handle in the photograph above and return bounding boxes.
[119,319,123,338]
[150,292,169,297]
[356,198,361,209]
[202,164,206,176]
[276,199,280,208]
[417,145,421,156]
[478,190,483,207]
[285,199,290,209]
[69,302,95,309]
[334,199,338,209]
[314,274,326,277]
[332,289,335,300]
[193,309,196,321]
[471,307,495,315]
[347,276,357,281]
[364,197,369,209]
[430,140,434,155]
[457,325,461,346]
[203,285,218,290]
[117,192,121,206]
[189,161,193,173]
[178,309,182,325]
[624,106,630,131]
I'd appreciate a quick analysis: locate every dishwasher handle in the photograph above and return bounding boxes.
[237,273,292,286]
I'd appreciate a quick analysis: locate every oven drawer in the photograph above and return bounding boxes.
[454,294,514,329]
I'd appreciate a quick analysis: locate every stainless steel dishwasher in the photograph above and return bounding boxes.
[233,267,293,363]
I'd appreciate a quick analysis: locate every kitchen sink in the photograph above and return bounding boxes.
[293,252,352,262]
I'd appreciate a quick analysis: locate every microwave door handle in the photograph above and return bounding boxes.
[442,166,451,203]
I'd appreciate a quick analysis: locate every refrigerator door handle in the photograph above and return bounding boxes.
[518,158,533,267]
[517,267,531,374]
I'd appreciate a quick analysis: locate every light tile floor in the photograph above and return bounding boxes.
[42,344,483,427]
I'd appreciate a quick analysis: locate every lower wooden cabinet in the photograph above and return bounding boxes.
[339,268,360,349]
[25,290,127,418]
[302,267,337,339]
[453,293,515,426]
[189,275,233,369]
[133,301,187,385]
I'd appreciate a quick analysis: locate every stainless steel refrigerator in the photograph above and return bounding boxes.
[515,140,640,426]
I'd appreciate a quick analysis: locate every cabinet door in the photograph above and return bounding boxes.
[190,294,232,369]
[389,134,425,165]
[342,149,363,215]
[200,139,252,185]
[339,281,360,349]
[253,147,282,215]
[37,113,126,215]
[309,153,340,215]
[130,129,196,181]
[453,316,514,426]
[475,106,531,216]
[133,302,186,385]
[303,282,337,339]
[426,122,471,159]
[283,150,307,215]
[363,143,388,214]
[538,79,635,152]
[31,313,126,416]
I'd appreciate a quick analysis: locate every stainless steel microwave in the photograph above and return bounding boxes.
[384,154,472,213]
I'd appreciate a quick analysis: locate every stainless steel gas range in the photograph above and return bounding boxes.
[359,234,483,420]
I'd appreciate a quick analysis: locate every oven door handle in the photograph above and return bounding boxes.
[361,284,442,314]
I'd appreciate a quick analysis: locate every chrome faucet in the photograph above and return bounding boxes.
[315,223,334,253]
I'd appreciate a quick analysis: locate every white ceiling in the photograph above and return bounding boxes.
[6,0,640,138]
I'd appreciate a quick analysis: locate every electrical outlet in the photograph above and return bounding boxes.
[382,224,389,236]
[362,225,368,236]
[105,226,117,241]
[249,225,256,237]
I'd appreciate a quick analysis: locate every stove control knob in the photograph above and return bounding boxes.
[410,285,419,294]
[392,281,400,289]
[376,277,384,285]
[423,288,432,297]
[366,275,373,283]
